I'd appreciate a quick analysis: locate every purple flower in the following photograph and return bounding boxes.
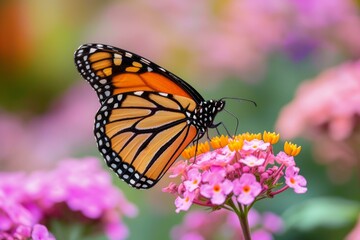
[233,173,262,205]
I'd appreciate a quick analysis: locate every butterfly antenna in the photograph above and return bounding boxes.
[220,97,257,107]
[220,96,257,135]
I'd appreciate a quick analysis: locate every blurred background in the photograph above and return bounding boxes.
[1,0,360,239]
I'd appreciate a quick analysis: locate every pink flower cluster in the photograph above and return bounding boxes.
[0,157,137,240]
[163,133,307,213]
[276,59,360,182]
[171,208,284,240]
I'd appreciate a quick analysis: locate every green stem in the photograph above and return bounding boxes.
[238,205,252,240]
[227,199,252,240]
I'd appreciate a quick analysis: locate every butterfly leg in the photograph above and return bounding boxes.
[211,122,232,137]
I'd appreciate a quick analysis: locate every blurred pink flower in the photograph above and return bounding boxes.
[262,212,284,233]
[0,185,53,239]
[83,0,360,85]
[346,214,360,240]
[0,157,137,240]
[31,224,55,240]
[87,0,288,83]
[0,83,98,171]
[276,60,360,182]
[284,0,360,60]
[171,209,283,240]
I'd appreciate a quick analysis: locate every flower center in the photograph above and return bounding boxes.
[290,178,296,184]
[213,184,221,192]
[243,185,250,193]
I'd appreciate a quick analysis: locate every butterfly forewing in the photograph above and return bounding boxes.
[74,44,204,104]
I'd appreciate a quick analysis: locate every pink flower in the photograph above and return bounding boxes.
[166,132,306,213]
[276,60,360,140]
[242,139,270,152]
[184,169,202,192]
[32,224,55,240]
[175,191,196,213]
[252,229,273,240]
[262,212,284,233]
[276,60,360,181]
[105,217,129,240]
[90,0,288,84]
[201,166,226,184]
[346,214,360,240]
[233,173,262,205]
[285,166,308,194]
[166,132,304,239]
[200,179,233,205]
[240,155,265,167]
[275,151,295,166]
[0,157,137,239]
[169,161,188,178]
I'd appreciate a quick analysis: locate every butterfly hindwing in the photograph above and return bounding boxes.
[94,91,198,189]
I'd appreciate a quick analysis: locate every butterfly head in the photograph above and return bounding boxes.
[194,99,225,133]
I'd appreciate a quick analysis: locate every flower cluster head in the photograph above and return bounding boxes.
[163,132,307,213]
[0,157,137,240]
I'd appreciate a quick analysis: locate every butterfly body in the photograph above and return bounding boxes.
[75,44,224,189]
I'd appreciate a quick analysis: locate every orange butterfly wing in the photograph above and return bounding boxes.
[75,44,203,103]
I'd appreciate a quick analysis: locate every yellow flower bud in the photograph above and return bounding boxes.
[284,141,302,156]
[210,135,229,149]
[263,131,280,144]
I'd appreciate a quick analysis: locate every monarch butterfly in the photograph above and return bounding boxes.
[74,43,225,189]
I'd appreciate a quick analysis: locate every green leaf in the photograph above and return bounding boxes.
[282,197,360,231]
